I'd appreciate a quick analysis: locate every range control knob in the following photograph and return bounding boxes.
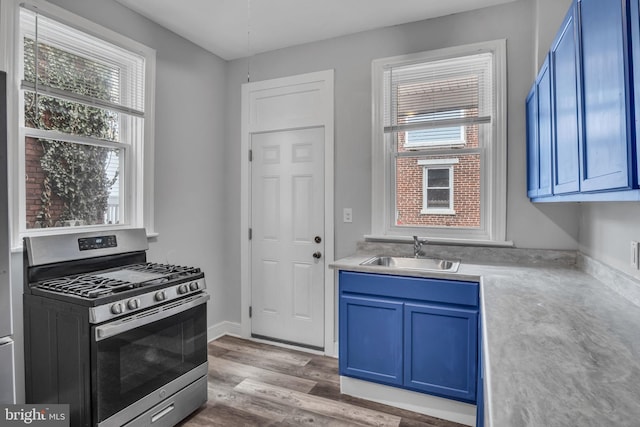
[110,303,123,315]
[127,298,140,310]
[178,284,189,294]
[189,281,199,291]
[154,291,166,302]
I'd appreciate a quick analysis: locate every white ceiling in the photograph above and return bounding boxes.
[114,0,519,60]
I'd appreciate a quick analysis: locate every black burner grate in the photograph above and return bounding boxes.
[34,262,201,299]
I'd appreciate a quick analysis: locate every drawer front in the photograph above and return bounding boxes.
[339,270,478,307]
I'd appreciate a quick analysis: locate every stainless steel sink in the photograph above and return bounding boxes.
[360,256,460,273]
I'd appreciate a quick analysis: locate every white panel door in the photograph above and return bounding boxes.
[251,127,324,348]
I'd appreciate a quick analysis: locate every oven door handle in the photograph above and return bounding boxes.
[94,293,210,341]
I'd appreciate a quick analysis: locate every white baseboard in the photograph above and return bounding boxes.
[207,321,241,342]
[340,376,476,426]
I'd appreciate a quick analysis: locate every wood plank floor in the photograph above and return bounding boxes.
[179,335,466,427]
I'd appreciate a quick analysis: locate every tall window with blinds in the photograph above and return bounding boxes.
[19,6,146,230]
[372,41,506,242]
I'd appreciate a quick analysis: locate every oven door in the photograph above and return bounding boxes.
[92,293,209,426]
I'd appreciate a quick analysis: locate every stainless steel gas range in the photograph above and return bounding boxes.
[23,228,209,427]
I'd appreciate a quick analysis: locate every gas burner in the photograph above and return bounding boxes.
[37,275,134,298]
[33,262,202,300]
[124,262,201,277]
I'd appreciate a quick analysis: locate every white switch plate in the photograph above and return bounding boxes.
[631,241,639,269]
[343,208,353,223]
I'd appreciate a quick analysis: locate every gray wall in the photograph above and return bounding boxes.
[6,0,229,402]
[223,0,580,322]
[42,0,230,323]
[534,0,573,72]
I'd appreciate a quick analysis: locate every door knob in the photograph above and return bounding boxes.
[312,251,322,259]
[314,236,322,244]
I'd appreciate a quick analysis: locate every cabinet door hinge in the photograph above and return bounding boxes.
[249,306,252,318]
[248,228,252,240]
[249,149,253,162]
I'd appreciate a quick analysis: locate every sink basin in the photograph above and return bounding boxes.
[360,256,460,273]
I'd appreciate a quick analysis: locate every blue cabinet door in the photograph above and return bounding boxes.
[526,56,553,199]
[630,0,640,187]
[404,303,478,402]
[551,5,581,194]
[536,57,553,197]
[476,311,484,427]
[339,295,403,386]
[526,86,539,198]
[577,0,633,192]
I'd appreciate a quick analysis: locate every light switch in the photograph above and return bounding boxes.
[343,208,353,223]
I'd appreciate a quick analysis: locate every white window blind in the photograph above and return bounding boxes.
[383,53,493,135]
[405,110,465,148]
[20,6,145,119]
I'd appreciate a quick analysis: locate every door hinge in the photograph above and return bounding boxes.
[248,149,253,162]
[249,306,252,318]
[248,228,252,240]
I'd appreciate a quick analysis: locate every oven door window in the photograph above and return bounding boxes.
[93,303,207,422]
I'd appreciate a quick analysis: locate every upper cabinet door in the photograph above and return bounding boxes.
[526,86,539,198]
[536,58,553,197]
[551,6,581,194]
[578,0,633,192]
[630,0,640,187]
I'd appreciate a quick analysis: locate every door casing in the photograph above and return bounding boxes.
[240,70,335,355]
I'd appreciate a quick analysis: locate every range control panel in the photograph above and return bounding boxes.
[78,235,118,251]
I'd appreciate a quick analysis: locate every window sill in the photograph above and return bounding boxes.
[364,234,515,248]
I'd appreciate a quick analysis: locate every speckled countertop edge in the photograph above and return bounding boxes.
[330,245,640,427]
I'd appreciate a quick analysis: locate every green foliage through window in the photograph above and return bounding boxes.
[24,38,119,227]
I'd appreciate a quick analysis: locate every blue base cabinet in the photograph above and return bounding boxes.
[339,271,480,405]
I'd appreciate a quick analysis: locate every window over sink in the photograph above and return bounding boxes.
[371,40,507,243]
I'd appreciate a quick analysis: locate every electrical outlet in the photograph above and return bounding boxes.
[631,241,639,269]
[343,208,353,223]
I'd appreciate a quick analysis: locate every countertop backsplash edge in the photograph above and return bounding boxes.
[355,241,578,267]
[577,253,640,309]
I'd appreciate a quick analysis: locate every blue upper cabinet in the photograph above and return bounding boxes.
[551,5,581,195]
[526,0,640,201]
[577,0,633,192]
[526,57,553,198]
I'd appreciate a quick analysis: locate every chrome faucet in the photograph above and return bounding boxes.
[413,236,428,257]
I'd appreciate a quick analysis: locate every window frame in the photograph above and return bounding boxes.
[1,0,156,248]
[370,40,507,244]
[419,159,458,215]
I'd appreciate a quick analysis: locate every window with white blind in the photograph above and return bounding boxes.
[13,2,156,240]
[371,40,507,243]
